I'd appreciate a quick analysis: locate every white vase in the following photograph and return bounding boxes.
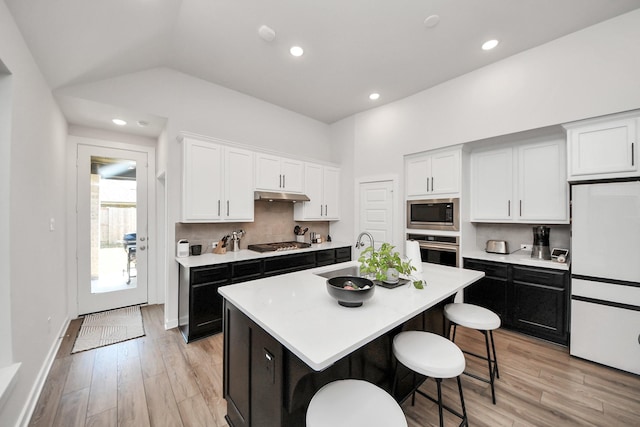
[384,268,399,284]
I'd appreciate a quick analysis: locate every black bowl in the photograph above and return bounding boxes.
[326,276,375,307]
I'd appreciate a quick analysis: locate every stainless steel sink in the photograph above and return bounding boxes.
[316,265,361,279]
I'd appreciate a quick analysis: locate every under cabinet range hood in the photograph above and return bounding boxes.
[254,191,310,202]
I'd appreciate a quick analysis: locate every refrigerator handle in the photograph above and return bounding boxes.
[632,142,635,166]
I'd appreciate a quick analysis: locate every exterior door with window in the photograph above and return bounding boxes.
[77,145,149,314]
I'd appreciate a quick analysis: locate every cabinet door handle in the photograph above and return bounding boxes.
[218,200,221,216]
[431,177,434,192]
[508,200,511,216]
[279,174,282,188]
[632,142,635,166]
[283,174,286,188]
[227,200,230,216]
[325,204,328,216]
[320,205,323,216]
[520,200,522,216]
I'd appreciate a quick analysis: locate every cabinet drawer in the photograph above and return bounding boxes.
[336,247,351,261]
[513,266,566,289]
[264,253,316,276]
[192,264,230,285]
[464,259,508,279]
[231,260,263,283]
[571,299,640,375]
[316,249,336,267]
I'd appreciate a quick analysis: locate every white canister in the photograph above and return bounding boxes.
[405,240,423,273]
[177,239,189,258]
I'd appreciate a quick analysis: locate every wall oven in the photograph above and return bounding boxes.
[407,233,459,267]
[407,198,459,231]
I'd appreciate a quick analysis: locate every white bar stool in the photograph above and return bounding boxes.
[444,302,501,404]
[306,379,407,427]
[392,331,468,427]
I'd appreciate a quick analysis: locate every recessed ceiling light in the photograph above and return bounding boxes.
[423,15,440,28]
[369,93,380,101]
[482,39,499,50]
[290,46,304,57]
[112,118,127,126]
[258,25,276,42]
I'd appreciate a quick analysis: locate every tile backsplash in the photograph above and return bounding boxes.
[176,201,330,253]
[474,223,570,253]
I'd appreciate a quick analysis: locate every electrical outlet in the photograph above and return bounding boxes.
[521,244,532,251]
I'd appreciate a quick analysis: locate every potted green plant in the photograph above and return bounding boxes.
[358,242,423,288]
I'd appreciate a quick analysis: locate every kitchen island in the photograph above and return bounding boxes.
[219,261,484,426]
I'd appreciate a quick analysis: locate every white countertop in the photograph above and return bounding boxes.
[218,261,484,371]
[463,249,570,271]
[175,241,351,268]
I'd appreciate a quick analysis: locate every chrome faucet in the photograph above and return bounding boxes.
[355,231,375,250]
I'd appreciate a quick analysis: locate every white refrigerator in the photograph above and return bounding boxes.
[570,180,640,374]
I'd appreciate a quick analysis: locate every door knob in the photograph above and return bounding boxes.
[140,237,146,241]
[139,245,146,251]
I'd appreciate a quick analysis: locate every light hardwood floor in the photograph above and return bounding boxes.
[29,305,640,426]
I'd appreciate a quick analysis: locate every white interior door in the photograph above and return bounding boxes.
[359,180,394,250]
[77,144,149,314]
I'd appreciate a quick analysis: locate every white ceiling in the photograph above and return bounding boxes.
[6,0,640,135]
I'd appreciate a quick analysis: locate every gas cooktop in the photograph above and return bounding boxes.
[248,241,312,253]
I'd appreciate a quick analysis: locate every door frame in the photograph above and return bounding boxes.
[67,135,156,318]
[354,174,400,253]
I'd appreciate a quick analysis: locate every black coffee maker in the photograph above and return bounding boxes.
[531,226,551,260]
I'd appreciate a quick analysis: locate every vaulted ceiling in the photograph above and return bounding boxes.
[6,0,640,135]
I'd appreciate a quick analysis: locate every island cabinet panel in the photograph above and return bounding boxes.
[224,302,251,427]
[463,258,569,345]
[223,299,452,426]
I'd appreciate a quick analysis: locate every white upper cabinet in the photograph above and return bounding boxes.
[255,153,304,193]
[182,137,254,222]
[224,147,255,221]
[405,148,460,198]
[471,138,568,224]
[294,163,340,221]
[518,140,568,222]
[564,113,639,181]
[471,148,514,221]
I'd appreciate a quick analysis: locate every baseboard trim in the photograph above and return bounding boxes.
[15,315,70,427]
[165,317,178,330]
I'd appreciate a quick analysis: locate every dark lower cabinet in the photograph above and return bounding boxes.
[179,246,352,342]
[463,258,569,345]
[463,259,509,323]
[179,264,229,342]
[512,265,568,344]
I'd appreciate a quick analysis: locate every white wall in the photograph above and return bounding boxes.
[0,1,69,425]
[56,67,334,328]
[333,9,640,251]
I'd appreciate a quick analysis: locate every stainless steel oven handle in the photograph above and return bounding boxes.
[417,242,459,253]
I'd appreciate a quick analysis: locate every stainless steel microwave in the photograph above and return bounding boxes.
[407,198,459,231]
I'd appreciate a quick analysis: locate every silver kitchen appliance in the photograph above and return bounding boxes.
[485,240,508,254]
[531,226,551,260]
[406,234,459,267]
[406,198,459,231]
